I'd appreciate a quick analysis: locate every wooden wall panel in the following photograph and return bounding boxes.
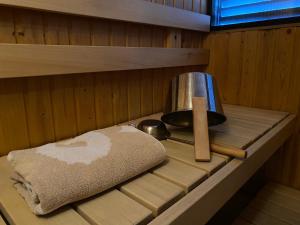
[204,27,300,189]
[0,1,208,155]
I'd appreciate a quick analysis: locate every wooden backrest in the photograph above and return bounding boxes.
[0,0,209,156]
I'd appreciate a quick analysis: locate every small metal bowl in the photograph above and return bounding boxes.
[137,119,170,140]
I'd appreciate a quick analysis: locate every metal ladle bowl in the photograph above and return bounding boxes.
[137,119,170,140]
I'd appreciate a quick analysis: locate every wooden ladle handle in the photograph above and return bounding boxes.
[210,143,247,159]
[192,97,211,162]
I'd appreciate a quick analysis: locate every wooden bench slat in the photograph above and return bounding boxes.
[224,116,271,130]
[149,115,295,225]
[162,140,227,175]
[153,159,207,193]
[0,157,89,225]
[75,190,152,225]
[0,105,292,225]
[168,106,287,149]
[120,174,184,217]
[167,127,249,149]
[223,105,288,125]
[209,120,266,140]
[223,104,288,118]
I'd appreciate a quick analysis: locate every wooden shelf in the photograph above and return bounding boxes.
[0,44,209,78]
[0,0,210,32]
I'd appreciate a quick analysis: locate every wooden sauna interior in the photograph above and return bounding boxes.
[0,0,300,224]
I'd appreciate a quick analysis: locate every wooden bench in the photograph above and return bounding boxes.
[0,105,295,225]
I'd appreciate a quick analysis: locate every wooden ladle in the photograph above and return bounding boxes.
[192,97,247,161]
[192,97,211,162]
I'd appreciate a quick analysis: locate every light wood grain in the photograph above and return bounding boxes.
[149,115,295,225]
[140,26,154,116]
[0,2,204,156]
[93,20,114,129]
[120,173,184,216]
[168,104,289,149]
[192,97,211,161]
[0,44,209,78]
[0,0,210,31]
[210,144,247,159]
[75,190,152,225]
[0,157,89,225]
[23,77,56,146]
[153,158,207,193]
[162,140,227,175]
[205,28,300,189]
[0,105,293,225]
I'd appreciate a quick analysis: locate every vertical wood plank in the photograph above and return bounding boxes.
[50,76,78,139]
[92,19,114,128]
[269,28,295,111]
[253,29,276,110]
[111,21,128,123]
[70,17,97,133]
[126,23,142,120]
[0,7,29,155]
[205,27,300,189]
[14,9,45,44]
[91,19,110,46]
[14,9,56,146]
[222,31,243,104]
[238,31,260,106]
[163,0,183,113]
[112,71,128,124]
[165,0,182,48]
[23,77,56,146]
[182,0,193,48]
[44,14,78,140]
[287,28,300,188]
[152,25,165,113]
[0,7,16,43]
[264,28,300,187]
[140,25,154,116]
[43,13,70,45]
[0,79,30,155]
[207,32,229,102]
[74,74,97,133]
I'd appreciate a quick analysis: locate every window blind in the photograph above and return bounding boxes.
[212,0,300,27]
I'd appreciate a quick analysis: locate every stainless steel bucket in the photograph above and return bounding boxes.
[161,72,226,127]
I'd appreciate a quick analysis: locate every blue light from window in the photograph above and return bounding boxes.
[212,0,300,27]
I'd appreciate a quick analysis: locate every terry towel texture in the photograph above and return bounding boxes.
[7,125,166,215]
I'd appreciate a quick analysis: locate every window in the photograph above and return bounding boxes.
[212,0,300,28]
